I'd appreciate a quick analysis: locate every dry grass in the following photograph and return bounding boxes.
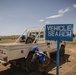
[0,38,17,43]
[66,36,76,44]
[0,36,76,44]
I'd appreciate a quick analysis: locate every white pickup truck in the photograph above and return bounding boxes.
[0,26,65,72]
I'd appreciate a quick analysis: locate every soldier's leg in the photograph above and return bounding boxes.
[39,58,50,72]
[31,54,37,62]
[39,62,50,75]
[46,51,51,59]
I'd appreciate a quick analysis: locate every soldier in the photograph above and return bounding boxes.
[31,46,51,75]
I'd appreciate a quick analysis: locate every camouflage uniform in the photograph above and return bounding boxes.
[31,48,51,72]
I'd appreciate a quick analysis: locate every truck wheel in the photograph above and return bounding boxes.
[26,51,38,72]
[25,36,35,44]
[60,45,65,56]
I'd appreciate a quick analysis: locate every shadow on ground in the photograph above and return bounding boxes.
[0,54,70,75]
[46,54,70,72]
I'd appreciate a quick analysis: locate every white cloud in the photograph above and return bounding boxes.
[45,21,49,24]
[46,8,70,19]
[40,7,70,22]
[39,20,45,22]
[58,8,70,14]
[73,4,76,8]
[46,14,62,19]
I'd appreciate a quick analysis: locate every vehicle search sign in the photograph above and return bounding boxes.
[45,24,73,41]
[45,24,73,75]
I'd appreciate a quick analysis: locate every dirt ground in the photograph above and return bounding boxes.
[48,44,76,75]
[0,44,76,75]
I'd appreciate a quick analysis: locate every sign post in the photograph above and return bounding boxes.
[45,24,73,75]
[56,41,60,75]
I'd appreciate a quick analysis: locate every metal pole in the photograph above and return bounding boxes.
[56,41,60,75]
[33,26,44,44]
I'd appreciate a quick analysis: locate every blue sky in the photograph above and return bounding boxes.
[0,0,76,36]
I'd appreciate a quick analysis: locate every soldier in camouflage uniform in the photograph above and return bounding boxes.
[31,46,51,75]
